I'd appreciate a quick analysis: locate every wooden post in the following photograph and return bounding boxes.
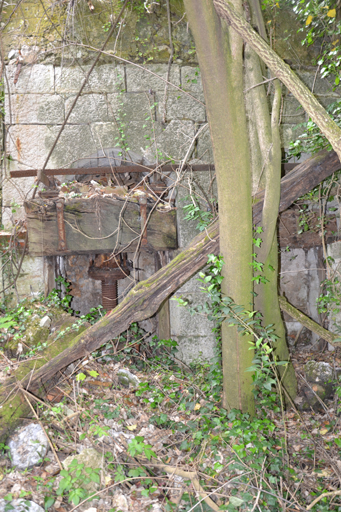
[155,251,171,340]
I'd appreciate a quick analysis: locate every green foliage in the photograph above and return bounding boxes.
[182,195,216,232]
[127,436,156,460]
[91,321,148,365]
[0,442,9,456]
[56,459,100,505]
[288,100,341,159]
[44,276,73,313]
[0,301,39,349]
[251,227,272,285]
[165,256,296,508]
[317,272,341,314]
[292,0,340,84]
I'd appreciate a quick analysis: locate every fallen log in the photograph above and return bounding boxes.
[0,149,340,441]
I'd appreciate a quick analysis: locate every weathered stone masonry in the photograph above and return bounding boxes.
[2,2,341,359]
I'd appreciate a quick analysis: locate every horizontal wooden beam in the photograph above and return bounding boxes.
[10,163,216,178]
[25,197,178,256]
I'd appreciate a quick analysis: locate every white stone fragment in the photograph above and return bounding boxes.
[0,500,44,512]
[8,423,49,470]
[117,368,140,388]
[39,316,51,328]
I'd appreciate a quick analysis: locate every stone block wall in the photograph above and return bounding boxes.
[1,49,340,358]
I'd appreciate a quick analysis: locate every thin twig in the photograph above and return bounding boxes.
[162,0,174,124]
[20,387,63,470]
[307,489,341,510]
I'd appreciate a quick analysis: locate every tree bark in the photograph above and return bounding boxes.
[0,149,340,440]
[184,0,255,415]
[213,0,341,161]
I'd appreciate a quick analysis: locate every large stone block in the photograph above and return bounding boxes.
[90,122,123,152]
[46,125,100,168]
[280,97,306,125]
[306,247,322,323]
[107,93,163,157]
[5,94,64,124]
[170,292,214,337]
[174,334,217,364]
[126,64,180,92]
[315,95,340,110]
[279,247,321,321]
[295,71,338,97]
[55,64,125,94]
[327,241,341,331]
[122,120,162,156]
[160,91,206,123]
[180,66,202,92]
[107,92,156,123]
[153,120,195,161]
[176,273,204,294]
[2,174,36,228]
[176,169,217,248]
[16,256,45,300]
[280,248,310,313]
[280,123,306,148]
[5,64,54,94]
[327,240,341,260]
[6,124,52,168]
[65,94,109,123]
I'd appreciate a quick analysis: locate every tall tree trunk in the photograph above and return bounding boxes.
[184,0,254,414]
[245,0,297,398]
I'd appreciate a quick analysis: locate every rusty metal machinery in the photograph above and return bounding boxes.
[88,254,130,311]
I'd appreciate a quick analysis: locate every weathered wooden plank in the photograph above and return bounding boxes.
[24,197,177,255]
[278,210,338,248]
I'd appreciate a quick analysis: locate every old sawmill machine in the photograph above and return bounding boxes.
[10,157,215,312]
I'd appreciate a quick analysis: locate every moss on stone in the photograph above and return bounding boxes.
[2,0,194,65]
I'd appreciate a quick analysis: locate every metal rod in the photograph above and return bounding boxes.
[10,163,216,179]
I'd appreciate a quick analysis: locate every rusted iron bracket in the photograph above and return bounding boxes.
[139,195,148,247]
[55,198,67,251]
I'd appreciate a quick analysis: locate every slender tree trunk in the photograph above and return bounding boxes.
[213,0,341,160]
[184,0,254,414]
